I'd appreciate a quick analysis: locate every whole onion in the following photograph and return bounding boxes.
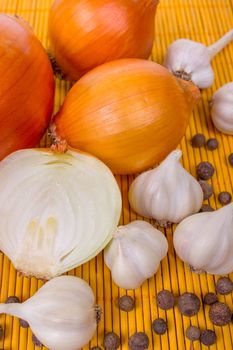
[0,15,55,160]
[49,0,159,80]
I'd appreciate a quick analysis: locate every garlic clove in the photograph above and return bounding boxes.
[104,220,168,290]
[0,276,99,350]
[164,30,233,89]
[211,82,233,135]
[173,203,233,275]
[129,150,203,226]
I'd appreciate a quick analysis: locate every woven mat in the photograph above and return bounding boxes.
[0,0,232,349]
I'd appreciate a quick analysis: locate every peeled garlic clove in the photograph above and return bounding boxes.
[104,220,168,289]
[164,30,233,89]
[0,148,121,279]
[0,276,100,350]
[128,150,203,226]
[211,82,233,135]
[173,203,233,275]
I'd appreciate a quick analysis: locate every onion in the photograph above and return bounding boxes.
[51,59,200,174]
[0,15,54,160]
[48,0,159,80]
[0,148,121,279]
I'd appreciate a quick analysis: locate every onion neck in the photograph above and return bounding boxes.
[177,78,201,111]
[48,124,68,153]
[139,0,159,10]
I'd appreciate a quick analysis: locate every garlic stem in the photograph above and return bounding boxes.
[207,29,233,59]
[0,303,24,319]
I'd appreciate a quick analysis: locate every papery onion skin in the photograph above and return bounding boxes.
[0,15,54,160]
[0,148,121,279]
[52,59,200,174]
[48,0,159,80]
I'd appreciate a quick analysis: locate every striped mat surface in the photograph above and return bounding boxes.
[0,0,232,349]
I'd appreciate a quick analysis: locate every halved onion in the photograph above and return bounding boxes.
[0,148,121,279]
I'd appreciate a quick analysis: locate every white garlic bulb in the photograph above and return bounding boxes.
[128,150,203,226]
[173,203,233,275]
[0,276,100,350]
[164,29,233,89]
[0,148,121,279]
[104,220,168,289]
[211,82,233,134]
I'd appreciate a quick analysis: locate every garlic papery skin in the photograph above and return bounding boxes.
[211,82,233,134]
[0,148,121,279]
[128,150,203,226]
[0,276,100,350]
[104,220,168,289]
[173,203,233,275]
[164,29,233,89]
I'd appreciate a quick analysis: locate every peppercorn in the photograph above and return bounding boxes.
[0,326,3,341]
[19,318,29,328]
[104,332,120,349]
[209,302,232,326]
[216,277,233,295]
[199,204,214,212]
[206,138,218,150]
[228,153,233,166]
[191,134,206,148]
[91,347,102,350]
[185,326,201,341]
[196,162,215,180]
[203,292,218,305]
[32,334,43,347]
[177,293,200,317]
[152,318,168,335]
[128,332,149,350]
[200,330,216,346]
[156,290,175,310]
[218,191,232,205]
[198,180,213,200]
[5,296,20,304]
[118,295,135,312]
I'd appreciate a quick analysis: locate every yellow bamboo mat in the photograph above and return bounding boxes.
[0,0,233,349]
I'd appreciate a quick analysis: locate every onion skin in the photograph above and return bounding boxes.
[49,0,158,80]
[0,15,54,160]
[52,59,200,174]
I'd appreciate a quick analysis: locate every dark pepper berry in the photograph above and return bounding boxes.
[228,153,233,166]
[200,330,216,346]
[152,318,168,335]
[19,318,29,328]
[218,191,232,205]
[118,295,135,312]
[216,277,233,295]
[32,334,43,347]
[199,204,214,212]
[198,180,213,200]
[177,293,200,317]
[156,290,175,310]
[91,347,102,350]
[191,134,206,148]
[185,326,201,341]
[5,296,20,304]
[104,332,120,349]
[209,302,232,326]
[206,138,218,150]
[196,162,215,180]
[128,332,149,350]
[203,292,218,305]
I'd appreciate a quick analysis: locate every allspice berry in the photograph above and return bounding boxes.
[216,277,233,295]
[177,293,200,317]
[104,332,120,349]
[218,191,232,205]
[191,134,206,148]
[32,334,43,347]
[200,330,216,346]
[156,290,175,310]
[228,153,233,166]
[198,180,213,200]
[185,326,201,341]
[118,295,135,312]
[203,292,218,305]
[5,296,20,304]
[209,302,232,326]
[199,204,214,212]
[206,138,218,151]
[128,332,149,350]
[196,162,214,180]
[152,318,168,335]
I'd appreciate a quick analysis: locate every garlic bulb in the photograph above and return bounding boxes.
[0,148,121,279]
[128,150,203,226]
[164,29,233,88]
[104,220,168,289]
[173,203,233,275]
[0,276,100,350]
[211,82,233,134]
